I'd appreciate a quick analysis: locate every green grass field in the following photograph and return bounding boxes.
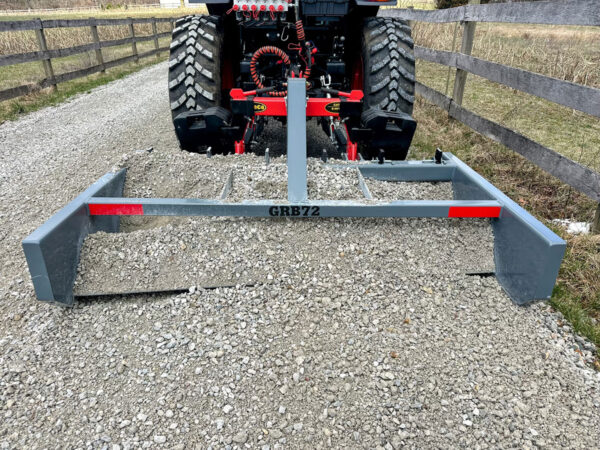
[0,3,599,361]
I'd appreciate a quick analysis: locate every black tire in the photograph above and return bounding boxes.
[168,15,224,152]
[359,17,416,159]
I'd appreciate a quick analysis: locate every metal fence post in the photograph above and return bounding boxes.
[35,19,57,91]
[128,18,138,63]
[452,0,480,106]
[593,204,600,234]
[89,18,105,73]
[152,18,160,57]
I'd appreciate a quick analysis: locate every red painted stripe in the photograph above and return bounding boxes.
[448,206,501,218]
[88,203,143,216]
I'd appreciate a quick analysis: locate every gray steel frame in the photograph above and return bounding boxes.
[22,77,565,307]
[22,170,126,306]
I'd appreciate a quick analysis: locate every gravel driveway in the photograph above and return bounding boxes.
[0,62,599,449]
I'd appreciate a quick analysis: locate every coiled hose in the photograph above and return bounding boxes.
[250,46,291,97]
[250,21,311,96]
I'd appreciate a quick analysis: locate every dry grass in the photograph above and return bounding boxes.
[0,27,173,91]
[559,233,600,313]
[0,7,209,93]
[413,22,600,88]
[382,0,435,10]
[0,22,173,55]
[412,21,600,174]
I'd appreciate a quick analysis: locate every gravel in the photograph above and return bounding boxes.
[0,62,599,449]
[74,153,493,295]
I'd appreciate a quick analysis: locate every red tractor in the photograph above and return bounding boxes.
[169,0,416,160]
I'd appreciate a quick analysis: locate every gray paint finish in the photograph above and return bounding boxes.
[21,169,126,306]
[87,197,502,218]
[287,78,308,203]
[448,153,566,304]
[23,154,566,306]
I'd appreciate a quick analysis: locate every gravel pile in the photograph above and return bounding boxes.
[366,178,453,201]
[226,158,364,201]
[0,62,599,449]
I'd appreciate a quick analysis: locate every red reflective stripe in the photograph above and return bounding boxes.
[89,204,143,215]
[448,206,501,218]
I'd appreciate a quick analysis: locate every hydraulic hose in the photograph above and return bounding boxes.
[250,46,291,97]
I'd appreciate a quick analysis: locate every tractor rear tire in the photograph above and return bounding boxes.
[359,17,416,160]
[168,15,225,152]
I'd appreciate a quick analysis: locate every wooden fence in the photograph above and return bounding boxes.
[382,0,600,232]
[0,16,176,102]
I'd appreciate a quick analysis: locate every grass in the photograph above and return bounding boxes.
[0,34,173,87]
[414,22,600,88]
[412,22,600,171]
[382,0,435,10]
[0,32,173,123]
[551,231,600,360]
[0,5,203,116]
[416,60,600,173]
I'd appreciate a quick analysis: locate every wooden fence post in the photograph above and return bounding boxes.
[89,18,105,73]
[406,6,415,29]
[152,18,160,57]
[128,18,138,63]
[445,21,460,96]
[593,204,600,234]
[35,19,57,91]
[452,0,480,106]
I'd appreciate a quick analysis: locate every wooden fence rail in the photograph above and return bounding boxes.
[414,46,600,119]
[381,0,600,230]
[416,82,600,203]
[0,16,174,32]
[382,0,600,26]
[0,16,176,102]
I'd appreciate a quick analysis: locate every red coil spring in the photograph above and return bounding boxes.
[294,21,311,79]
[250,46,291,96]
[295,20,305,42]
